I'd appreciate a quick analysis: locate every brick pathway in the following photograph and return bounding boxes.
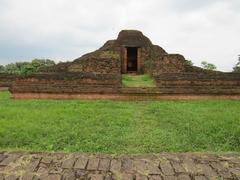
[0,152,240,180]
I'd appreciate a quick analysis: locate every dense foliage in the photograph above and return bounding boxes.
[0,59,55,75]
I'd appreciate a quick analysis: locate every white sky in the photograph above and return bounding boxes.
[0,0,239,71]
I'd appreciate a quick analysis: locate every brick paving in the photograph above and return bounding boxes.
[0,152,240,179]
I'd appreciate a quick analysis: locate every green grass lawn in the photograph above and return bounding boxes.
[0,91,240,154]
[122,74,156,87]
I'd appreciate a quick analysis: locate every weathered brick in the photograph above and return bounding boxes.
[182,159,197,174]
[118,173,133,180]
[178,174,191,180]
[149,175,162,180]
[147,162,161,175]
[110,159,121,172]
[159,161,174,176]
[135,174,148,180]
[39,162,48,168]
[98,158,111,171]
[210,161,232,179]
[104,174,112,180]
[162,175,177,180]
[0,155,6,163]
[62,158,76,169]
[4,175,19,180]
[171,162,185,173]
[0,174,4,180]
[160,153,180,162]
[75,170,88,178]
[210,161,225,172]
[21,173,35,180]
[62,170,75,180]
[87,158,99,170]
[74,157,88,169]
[89,174,104,180]
[62,175,75,180]
[229,168,240,178]
[194,176,208,180]
[197,164,218,177]
[44,174,61,180]
[133,159,147,174]
[37,167,48,174]
[41,157,53,164]
[49,166,62,174]
[26,158,41,172]
[121,158,134,173]
[0,154,20,166]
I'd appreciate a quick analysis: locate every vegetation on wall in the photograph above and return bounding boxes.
[185,59,194,66]
[98,51,120,59]
[0,59,55,75]
[201,61,217,71]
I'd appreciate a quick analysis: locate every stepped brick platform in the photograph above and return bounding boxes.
[8,72,240,100]
[0,152,239,179]
[1,30,240,99]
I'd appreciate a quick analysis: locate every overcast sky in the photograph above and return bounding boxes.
[0,0,239,71]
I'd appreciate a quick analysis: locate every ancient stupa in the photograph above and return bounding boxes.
[45,30,204,75]
[9,30,240,99]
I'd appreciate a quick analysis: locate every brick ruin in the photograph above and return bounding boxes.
[2,30,240,99]
[0,74,17,90]
[41,30,204,75]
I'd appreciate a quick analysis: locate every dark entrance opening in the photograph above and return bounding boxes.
[127,47,138,72]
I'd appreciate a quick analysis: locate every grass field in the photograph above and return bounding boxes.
[0,91,240,154]
[122,74,156,87]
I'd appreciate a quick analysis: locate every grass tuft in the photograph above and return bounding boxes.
[122,74,156,87]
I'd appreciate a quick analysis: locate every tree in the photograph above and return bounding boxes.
[185,60,194,66]
[16,62,32,75]
[201,61,217,71]
[1,59,56,75]
[20,63,35,75]
[233,55,240,72]
[0,65,4,73]
[5,63,19,74]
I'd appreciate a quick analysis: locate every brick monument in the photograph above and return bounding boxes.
[4,30,240,99]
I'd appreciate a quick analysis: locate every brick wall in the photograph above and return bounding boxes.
[9,72,240,98]
[0,74,18,87]
[151,54,186,75]
[10,72,122,94]
[68,57,121,74]
[154,72,240,95]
